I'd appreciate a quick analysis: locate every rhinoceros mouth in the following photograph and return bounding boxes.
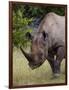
[28,63,42,69]
[28,60,45,70]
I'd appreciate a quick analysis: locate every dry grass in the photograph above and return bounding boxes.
[13,48,65,86]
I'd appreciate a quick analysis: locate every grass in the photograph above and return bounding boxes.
[13,47,65,86]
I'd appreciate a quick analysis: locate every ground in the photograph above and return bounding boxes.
[13,47,65,86]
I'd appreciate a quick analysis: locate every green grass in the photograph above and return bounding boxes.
[13,48,65,86]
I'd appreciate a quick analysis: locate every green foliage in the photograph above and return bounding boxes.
[13,5,33,48]
[20,5,65,18]
[13,29,32,48]
[13,4,65,48]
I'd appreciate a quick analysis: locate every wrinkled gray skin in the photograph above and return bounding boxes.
[20,12,65,77]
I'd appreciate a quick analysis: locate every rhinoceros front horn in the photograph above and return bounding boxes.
[20,46,32,62]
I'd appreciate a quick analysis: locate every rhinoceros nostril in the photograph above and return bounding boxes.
[39,52,43,57]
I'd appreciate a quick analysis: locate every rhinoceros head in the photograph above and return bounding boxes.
[20,31,48,69]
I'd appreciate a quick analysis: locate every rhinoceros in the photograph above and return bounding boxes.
[20,12,65,77]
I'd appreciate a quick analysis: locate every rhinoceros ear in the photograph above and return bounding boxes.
[42,31,48,40]
[26,32,32,40]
